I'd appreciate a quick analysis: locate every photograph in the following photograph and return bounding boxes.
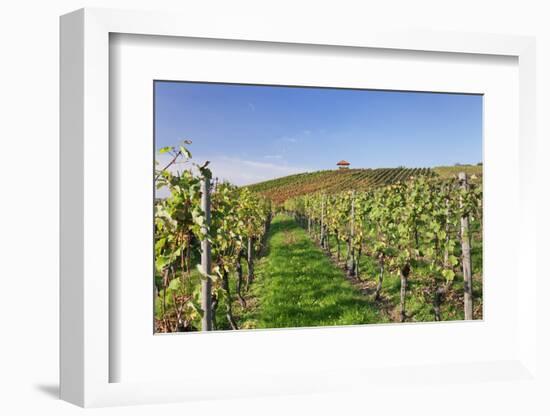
[154,81,483,333]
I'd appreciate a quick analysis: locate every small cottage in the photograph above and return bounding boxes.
[336,160,350,170]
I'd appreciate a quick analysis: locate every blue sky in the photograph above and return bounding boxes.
[155,81,482,186]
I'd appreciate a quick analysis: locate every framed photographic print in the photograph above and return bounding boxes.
[60,7,540,409]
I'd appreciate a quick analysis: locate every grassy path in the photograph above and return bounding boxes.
[241,214,386,329]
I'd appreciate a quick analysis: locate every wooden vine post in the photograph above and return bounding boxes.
[459,172,473,320]
[320,194,325,248]
[247,236,254,287]
[399,264,410,322]
[348,190,356,277]
[443,198,450,268]
[200,177,213,331]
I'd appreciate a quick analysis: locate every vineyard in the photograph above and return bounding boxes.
[154,144,271,332]
[154,143,483,332]
[246,166,481,205]
[282,173,482,322]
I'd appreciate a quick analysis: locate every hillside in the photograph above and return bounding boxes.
[246,165,482,205]
[432,164,483,179]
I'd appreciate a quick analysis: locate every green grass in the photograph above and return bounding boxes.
[240,214,386,329]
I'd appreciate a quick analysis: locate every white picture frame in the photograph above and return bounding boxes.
[60,7,539,408]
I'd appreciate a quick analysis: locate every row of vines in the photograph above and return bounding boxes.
[282,173,482,321]
[154,143,271,332]
[247,167,435,204]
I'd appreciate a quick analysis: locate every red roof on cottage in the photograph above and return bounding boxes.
[336,160,350,166]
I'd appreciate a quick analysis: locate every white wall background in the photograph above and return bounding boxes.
[0,1,548,414]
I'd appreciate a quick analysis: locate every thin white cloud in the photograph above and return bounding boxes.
[280,129,313,143]
[247,102,256,112]
[280,136,297,143]
[206,155,308,185]
[155,152,308,190]
[263,154,283,160]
